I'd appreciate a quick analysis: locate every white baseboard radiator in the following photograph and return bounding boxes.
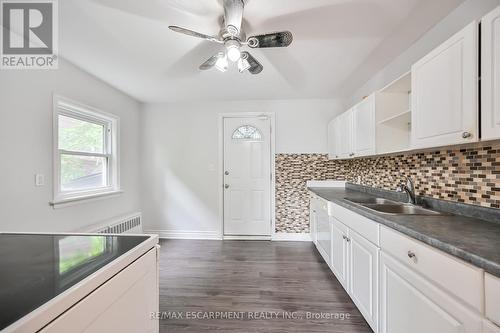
[89,213,143,234]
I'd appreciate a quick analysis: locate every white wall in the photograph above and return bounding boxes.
[0,59,142,232]
[344,0,500,108]
[140,99,341,236]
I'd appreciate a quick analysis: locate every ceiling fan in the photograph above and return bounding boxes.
[168,0,293,74]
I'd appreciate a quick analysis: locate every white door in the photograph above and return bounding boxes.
[349,230,379,332]
[482,5,500,140]
[223,116,271,236]
[380,252,482,333]
[353,94,376,157]
[331,218,349,289]
[411,21,478,149]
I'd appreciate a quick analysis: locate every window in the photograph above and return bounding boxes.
[232,125,262,140]
[53,96,119,204]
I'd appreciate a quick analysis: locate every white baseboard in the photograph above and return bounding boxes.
[223,235,272,240]
[145,229,222,240]
[272,233,312,242]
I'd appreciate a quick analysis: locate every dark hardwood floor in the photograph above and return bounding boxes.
[158,240,372,332]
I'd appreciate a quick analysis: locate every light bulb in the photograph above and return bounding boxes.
[215,53,228,72]
[227,46,241,62]
[225,40,241,62]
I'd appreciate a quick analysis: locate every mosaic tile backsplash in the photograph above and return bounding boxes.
[275,141,500,233]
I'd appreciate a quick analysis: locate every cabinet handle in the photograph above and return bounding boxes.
[346,237,351,242]
[407,251,417,260]
[462,132,472,139]
[342,235,347,240]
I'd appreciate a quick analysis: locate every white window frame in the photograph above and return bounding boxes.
[52,95,120,206]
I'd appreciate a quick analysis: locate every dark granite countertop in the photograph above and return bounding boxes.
[0,233,151,331]
[308,185,500,277]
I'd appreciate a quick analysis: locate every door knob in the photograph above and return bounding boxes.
[224,184,230,189]
[462,132,472,139]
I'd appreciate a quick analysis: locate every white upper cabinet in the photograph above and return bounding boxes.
[353,94,376,157]
[482,5,500,140]
[327,117,341,159]
[411,21,479,148]
[338,109,354,159]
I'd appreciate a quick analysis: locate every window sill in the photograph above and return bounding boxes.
[50,190,123,209]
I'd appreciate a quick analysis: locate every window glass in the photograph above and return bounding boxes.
[58,115,105,153]
[232,125,262,140]
[60,154,107,192]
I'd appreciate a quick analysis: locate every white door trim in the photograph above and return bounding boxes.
[218,112,276,240]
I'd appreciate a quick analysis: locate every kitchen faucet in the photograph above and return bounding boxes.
[398,176,417,205]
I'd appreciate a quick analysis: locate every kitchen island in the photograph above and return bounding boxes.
[0,233,159,333]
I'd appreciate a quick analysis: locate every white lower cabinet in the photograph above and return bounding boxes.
[380,251,482,333]
[310,192,490,333]
[485,273,500,327]
[484,320,500,333]
[330,217,379,332]
[349,230,379,331]
[331,218,349,289]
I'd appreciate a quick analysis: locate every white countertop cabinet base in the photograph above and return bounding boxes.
[380,251,482,333]
[40,247,159,333]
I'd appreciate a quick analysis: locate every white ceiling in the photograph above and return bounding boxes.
[60,0,464,103]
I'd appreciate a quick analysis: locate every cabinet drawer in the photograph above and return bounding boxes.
[485,273,500,326]
[380,226,483,312]
[329,202,379,246]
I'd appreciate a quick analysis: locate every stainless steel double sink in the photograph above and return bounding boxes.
[344,197,444,216]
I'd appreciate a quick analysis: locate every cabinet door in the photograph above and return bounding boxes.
[411,21,478,148]
[339,110,354,159]
[349,230,379,332]
[327,118,341,159]
[482,5,500,140]
[353,95,376,157]
[331,219,349,289]
[380,252,482,333]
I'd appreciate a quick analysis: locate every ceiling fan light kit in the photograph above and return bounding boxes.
[168,0,293,75]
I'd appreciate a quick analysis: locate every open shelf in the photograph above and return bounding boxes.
[375,72,412,154]
[380,72,411,93]
[378,109,411,126]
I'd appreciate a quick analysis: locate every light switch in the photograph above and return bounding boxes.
[35,174,45,186]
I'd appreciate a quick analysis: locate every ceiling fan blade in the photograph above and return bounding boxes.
[242,52,263,75]
[223,0,244,37]
[168,25,222,43]
[247,31,293,48]
[199,53,223,70]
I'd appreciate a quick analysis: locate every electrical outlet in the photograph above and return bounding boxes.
[35,174,45,186]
